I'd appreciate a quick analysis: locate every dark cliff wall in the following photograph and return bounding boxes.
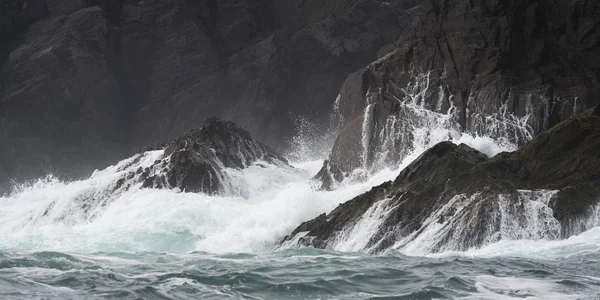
[125,0,416,150]
[326,0,600,175]
[1,0,599,188]
[0,0,417,185]
[1,2,126,185]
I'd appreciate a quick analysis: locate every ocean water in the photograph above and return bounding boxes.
[1,248,599,300]
[1,153,599,300]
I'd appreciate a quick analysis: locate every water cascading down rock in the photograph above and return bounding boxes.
[314,0,600,190]
[282,107,600,254]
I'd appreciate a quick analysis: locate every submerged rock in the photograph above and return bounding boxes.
[282,107,600,253]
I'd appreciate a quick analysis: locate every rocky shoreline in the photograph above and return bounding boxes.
[282,107,600,253]
[1,0,600,254]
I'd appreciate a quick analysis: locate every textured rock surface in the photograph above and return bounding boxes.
[0,5,126,191]
[125,0,417,150]
[282,107,600,253]
[28,117,288,223]
[0,0,417,188]
[138,117,288,194]
[2,0,600,193]
[319,0,600,183]
[105,117,288,195]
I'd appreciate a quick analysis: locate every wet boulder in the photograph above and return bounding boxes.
[282,107,600,253]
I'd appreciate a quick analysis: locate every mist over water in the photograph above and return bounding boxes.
[1,104,599,299]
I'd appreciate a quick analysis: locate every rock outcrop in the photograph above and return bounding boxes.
[282,107,600,253]
[116,117,288,195]
[317,0,600,187]
[29,117,289,223]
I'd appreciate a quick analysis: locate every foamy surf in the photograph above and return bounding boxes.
[0,112,598,299]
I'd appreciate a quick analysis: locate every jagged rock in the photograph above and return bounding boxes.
[318,0,600,187]
[1,0,600,195]
[139,117,288,194]
[28,117,287,223]
[312,160,344,191]
[282,107,600,253]
[505,107,600,228]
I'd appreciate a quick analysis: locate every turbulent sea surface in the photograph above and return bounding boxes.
[2,247,600,299]
[1,142,600,299]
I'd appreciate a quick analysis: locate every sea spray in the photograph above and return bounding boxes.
[0,72,597,299]
[0,159,402,253]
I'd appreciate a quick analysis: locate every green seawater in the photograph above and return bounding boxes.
[1,248,599,299]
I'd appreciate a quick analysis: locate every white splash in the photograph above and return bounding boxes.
[361,91,376,170]
[462,275,584,300]
[329,198,394,252]
[287,95,345,162]
[397,190,600,256]
[0,155,401,253]
[347,69,524,183]
[491,190,561,242]
[397,194,481,255]
[467,93,536,145]
[0,150,165,233]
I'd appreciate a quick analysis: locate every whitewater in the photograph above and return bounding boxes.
[1,128,600,299]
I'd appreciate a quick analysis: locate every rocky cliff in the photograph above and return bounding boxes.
[0,0,418,188]
[282,107,600,253]
[316,0,600,188]
[2,0,599,192]
[1,3,127,190]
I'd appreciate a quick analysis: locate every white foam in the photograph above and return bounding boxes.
[433,225,600,260]
[329,198,394,252]
[0,159,399,254]
[461,275,583,300]
[0,69,595,260]
[452,134,516,157]
[394,190,600,257]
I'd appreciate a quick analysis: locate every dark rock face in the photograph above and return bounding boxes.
[139,117,288,194]
[125,0,418,151]
[319,0,600,184]
[1,0,48,38]
[1,0,599,195]
[282,107,600,253]
[0,0,419,189]
[0,6,126,191]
